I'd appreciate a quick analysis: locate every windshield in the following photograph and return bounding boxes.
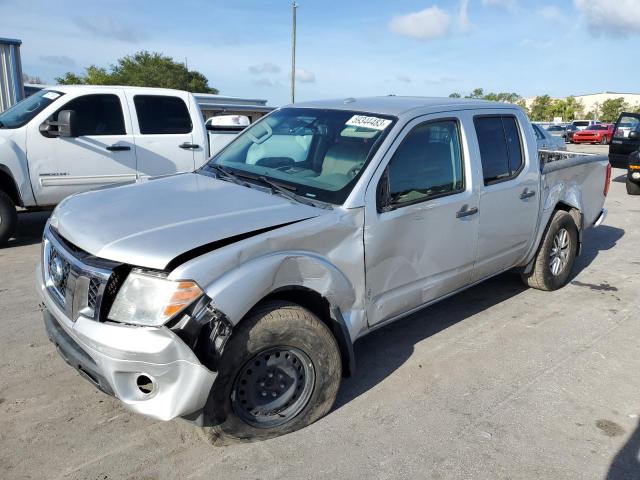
[0,90,64,129]
[573,121,590,127]
[204,107,396,204]
[547,126,564,131]
[586,124,607,130]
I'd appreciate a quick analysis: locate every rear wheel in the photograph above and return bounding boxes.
[0,190,17,247]
[202,301,342,445]
[627,178,640,195]
[521,210,578,291]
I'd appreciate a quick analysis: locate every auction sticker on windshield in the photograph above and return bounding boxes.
[346,115,392,131]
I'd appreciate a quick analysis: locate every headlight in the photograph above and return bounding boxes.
[108,270,203,326]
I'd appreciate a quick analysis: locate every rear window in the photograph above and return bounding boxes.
[133,95,192,134]
[474,115,524,185]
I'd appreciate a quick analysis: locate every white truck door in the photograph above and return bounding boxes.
[471,113,539,282]
[125,91,198,177]
[364,114,480,327]
[27,90,137,206]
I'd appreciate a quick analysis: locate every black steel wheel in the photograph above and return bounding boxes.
[231,346,315,428]
[202,301,342,444]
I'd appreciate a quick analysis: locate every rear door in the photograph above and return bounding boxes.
[125,91,198,177]
[471,112,539,282]
[610,113,640,167]
[27,90,137,206]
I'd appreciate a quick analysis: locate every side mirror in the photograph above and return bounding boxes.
[56,110,78,137]
[205,114,250,131]
[629,131,640,140]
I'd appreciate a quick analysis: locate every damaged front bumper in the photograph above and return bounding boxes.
[38,265,217,423]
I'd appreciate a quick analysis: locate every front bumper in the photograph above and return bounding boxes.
[37,264,216,422]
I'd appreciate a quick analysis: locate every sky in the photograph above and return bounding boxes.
[1,0,640,106]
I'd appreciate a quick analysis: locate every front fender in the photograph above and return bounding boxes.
[202,251,357,329]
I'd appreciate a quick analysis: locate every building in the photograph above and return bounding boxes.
[0,37,24,111]
[194,93,273,123]
[525,91,640,120]
[572,92,640,116]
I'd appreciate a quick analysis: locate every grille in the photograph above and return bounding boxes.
[87,277,100,311]
[48,247,71,302]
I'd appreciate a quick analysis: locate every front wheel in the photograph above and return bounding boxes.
[521,210,578,291]
[601,136,608,145]
[0,190,17,247]
[627,178,640,195]
[202,301,342,445]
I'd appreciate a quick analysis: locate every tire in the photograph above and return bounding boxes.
[600,137,607,145]
[0,190,17,247]
[521,210,578,291]
[202,300,342,445]
[627,178,640,195]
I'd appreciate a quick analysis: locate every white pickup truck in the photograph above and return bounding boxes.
[0,85,245,244]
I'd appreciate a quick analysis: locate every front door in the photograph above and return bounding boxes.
[125,91,197,177]
[364,115,479,327]
[471,113,539,282]
[28,91,137,206]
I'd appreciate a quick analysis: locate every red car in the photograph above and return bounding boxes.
[572,124,615,144]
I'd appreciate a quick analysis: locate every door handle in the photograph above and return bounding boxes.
[106,145,131,152]
[456,205,479,218]
[179,142,200,150]
[520,189,536,200]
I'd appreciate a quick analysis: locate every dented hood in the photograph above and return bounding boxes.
[53,173,323,270]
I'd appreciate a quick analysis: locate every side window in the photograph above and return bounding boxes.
[55,94,125,136]
[134,95,192,134]
[383,120,464,208]
[532,124,545,140]
[474,115,524,185]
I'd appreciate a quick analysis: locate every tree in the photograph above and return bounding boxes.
[600,97,629,122]
[22,73,43,84]
[449,92,462,98]
[529,95,554,121]
[465,88,485,99]
[56,51,218,94]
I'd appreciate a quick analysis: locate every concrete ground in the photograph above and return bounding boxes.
[1,144,638,480]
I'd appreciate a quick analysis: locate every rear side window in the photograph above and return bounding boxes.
[474,115,524,185]
[55,94,125,136]
[384,120,464,208]
[134,95,192,134]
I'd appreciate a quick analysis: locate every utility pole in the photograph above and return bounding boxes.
[291,1,298,104]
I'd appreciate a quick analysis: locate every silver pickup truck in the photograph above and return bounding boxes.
[38,97,610,443]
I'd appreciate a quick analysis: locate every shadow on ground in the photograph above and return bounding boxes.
[4,210,51,248]
[335,224,625,410]
[606,420,640,480]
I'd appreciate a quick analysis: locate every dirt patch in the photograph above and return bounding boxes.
[595,419,625,437]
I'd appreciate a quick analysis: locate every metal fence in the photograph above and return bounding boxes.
[0,38,24,112]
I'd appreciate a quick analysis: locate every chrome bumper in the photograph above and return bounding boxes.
[594,208,608,227]
[37,265,216,422]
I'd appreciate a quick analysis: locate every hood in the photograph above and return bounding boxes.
[53,173,324,270]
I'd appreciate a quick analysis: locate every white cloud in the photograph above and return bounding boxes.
[397,74,412,83]
[574,0,640,37]
[248,62,281,74]
[253,78,282,87]
[296,68,316,83]
[482,0,517,11]
[39,55,76,67]
[389,6,451,40]
[540,6,563,21]
[458,0,472,31]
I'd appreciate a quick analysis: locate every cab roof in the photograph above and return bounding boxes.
[289,96,522,117]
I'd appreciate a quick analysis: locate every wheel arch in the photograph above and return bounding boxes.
[0,165,23,207]
[200,252,359,377]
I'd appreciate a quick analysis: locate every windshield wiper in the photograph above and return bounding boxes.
[207,164,249,186]
[257,176,330,209]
